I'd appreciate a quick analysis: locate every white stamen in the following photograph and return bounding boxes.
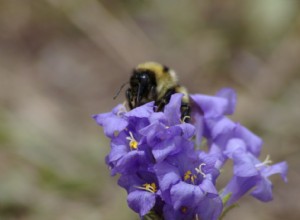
[134,184,156,194]
[195,163,206,178]
[126,131,138,150]
[126,131,135,141]
[256,155,272,169]
[181,115,190,123]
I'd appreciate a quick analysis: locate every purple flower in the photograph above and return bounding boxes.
[106,130,149,175]
[96,94,196,175]
[222,138,288,205]
[93,102,154,137]
[154,149,223,220]
[118,170,162,217]
[191,88,262,163]
[93,88,288,220]
[191,88,237,119]
[93,104,128,138]
[139,94,195,162]
[210,119,262,157]
[190,88,236,146]
[206,118,263,166]
[141,94,195,141]
[97,103,160,176]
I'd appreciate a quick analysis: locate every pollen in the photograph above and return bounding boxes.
[184,170,197,184]
[130,140,138,150]
[126,131,138,150]
[180,206,188,214]
[135,182,157,193]
[184,170,192,181]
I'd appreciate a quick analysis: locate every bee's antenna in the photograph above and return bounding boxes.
[113,82,129,100]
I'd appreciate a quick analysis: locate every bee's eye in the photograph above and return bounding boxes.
[139,73,150,84]
[140,74,147,80]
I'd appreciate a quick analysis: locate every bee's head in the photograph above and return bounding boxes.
[130,69,157,107]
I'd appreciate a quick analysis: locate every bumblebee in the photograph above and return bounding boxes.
[126,62,190,122]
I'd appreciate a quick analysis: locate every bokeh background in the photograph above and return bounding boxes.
[0,0,299,219]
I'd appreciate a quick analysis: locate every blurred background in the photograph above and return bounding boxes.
[0,0,299,219]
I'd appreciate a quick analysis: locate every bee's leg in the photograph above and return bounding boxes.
[181,103,190,123]
[156,88,176,112]
[126,88,134,109]
[149,86,157,100]
[149,86,158,111]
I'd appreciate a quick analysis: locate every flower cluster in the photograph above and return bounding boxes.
[93,89,288,220]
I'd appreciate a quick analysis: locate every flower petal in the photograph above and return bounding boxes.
[197,193,223,220]
[178,123,195,139]
[154,162,181,203]
[250,177,273,202]
[152,138,180,163]
[116,150,147,175]
[93,109,128,138]
[125,102,154,118]
[164,93,183,126]
[232,152,258,177]
[262,161,288,182]
[234,124,263,157]
[127,190,156,216]
[170,181,204,210]
[224,138,247,159]
[216,88,237,115]
[191,109,204,146]
[190,94,229,118]
[222,175,259,206]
